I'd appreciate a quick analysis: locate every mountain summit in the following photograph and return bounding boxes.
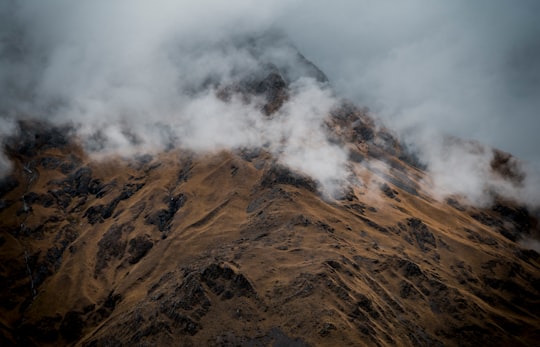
[0,39,539,347]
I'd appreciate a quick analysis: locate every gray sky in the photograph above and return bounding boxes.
[278,0,540,164]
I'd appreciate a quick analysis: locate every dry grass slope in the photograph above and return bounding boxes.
[0,117,539,347]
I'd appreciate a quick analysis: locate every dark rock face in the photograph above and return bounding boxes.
[399,259,424,279]
[47,166,100,212]
[353,124,374,143]
[399,281,418,299]
[32,225,79,288]
[319,322,336,337]
[66,167,93,196]
[39,156,63,170]
[201,263,255,299]
[254,72,288,115]
[127,236,153,264]
[5,121,73,157]
[261,165,317,192]
[350,294,380,321]
[471,202,536,242]
[471,212,500,228]
[23,192,54,208]
[447,197,466,211]
[95,223,132,275]
[84,183,145,224]
[219,70,289,116]
[145,209,173,232]
[464,228,498,246]
[490,149,525,184]
[145,193,186,233]
[348,150,365,163]
[380,183,399,201]
[82,263,259,345]
[492,204,529,228]
[158,273,207,336]
[406,218,437,252]
[83,204,110,224]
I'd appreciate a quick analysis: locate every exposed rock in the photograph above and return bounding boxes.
[358,215,388,234]
[127,236,153,264]
[380,183,399,201]
[446,197,466,211]
[145,209,173,232]
[145,193,185,232]
[24,191,54,208]
[95,224,131,275]
[6,120,73,157]
[351,294,380,320]
[406,218,436,252]
[319,322,336,337]
[405,321,444,347]
[201,263,255,299]
[353,124,374,142]
[84,183,145,224]
[261,165,317,192]
[492,203,532,233]
[490,149,525,184]
[254,72,288,115]
[348,150,365,163]
[471,212,501,228]
[464,228,498,246]
[398,259,424,279]
[399,281,419,299]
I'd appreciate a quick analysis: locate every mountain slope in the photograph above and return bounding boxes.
[1,57,539,346]
[1,111,539,347]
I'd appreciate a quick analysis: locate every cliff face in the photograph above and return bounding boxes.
[1,61,539,347]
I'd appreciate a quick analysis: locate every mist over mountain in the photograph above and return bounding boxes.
[279,0,540,165]
[1,0,539,208]
[0,1,539,346]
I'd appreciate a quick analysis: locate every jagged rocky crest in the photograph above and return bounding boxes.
[0,43,539,347]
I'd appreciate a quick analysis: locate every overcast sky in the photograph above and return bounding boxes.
[278,0,540,164]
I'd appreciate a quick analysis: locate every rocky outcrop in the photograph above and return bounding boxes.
[144,193,185,233]
[261,164,317,192]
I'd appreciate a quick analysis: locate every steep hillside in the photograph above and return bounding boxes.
[1,98,539,347]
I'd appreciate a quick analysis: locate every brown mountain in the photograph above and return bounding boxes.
[1,64,539,347]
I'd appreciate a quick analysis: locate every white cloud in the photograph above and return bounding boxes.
[1,0,539,207]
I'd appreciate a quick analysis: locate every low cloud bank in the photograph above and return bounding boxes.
[0,1,349,196]
[1,1,539,207]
